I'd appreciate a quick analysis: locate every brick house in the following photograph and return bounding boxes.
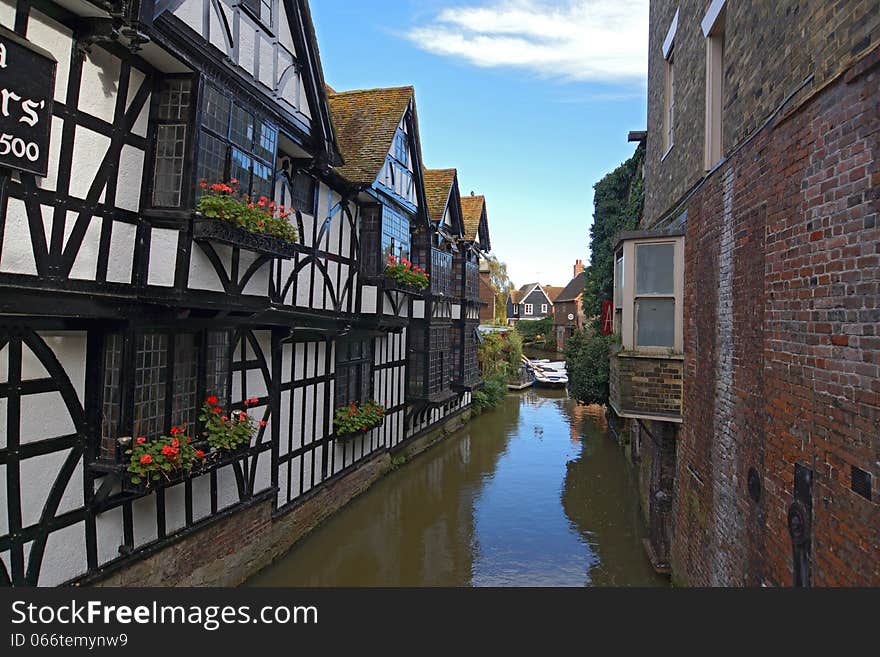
[553,260,587,350]
[610,0,879,586]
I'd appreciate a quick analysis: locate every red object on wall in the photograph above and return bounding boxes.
[601,300,614,335]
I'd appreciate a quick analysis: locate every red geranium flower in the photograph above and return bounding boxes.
[206,395,218,405]
[161,445,179,457]
[139,454,153,465]
[212,407,222,414]
[171,438,180,448]
[196,450,206,458]
[136,436,146,445]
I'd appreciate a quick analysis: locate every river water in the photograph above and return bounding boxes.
[247,387,666,587]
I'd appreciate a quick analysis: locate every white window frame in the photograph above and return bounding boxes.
[614,235,684,354]
[541,303,548,314]
[661,8,678,160]
[703,0,727,170]
[524,303,533,315]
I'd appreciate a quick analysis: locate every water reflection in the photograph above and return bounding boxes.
[246,388,665,587]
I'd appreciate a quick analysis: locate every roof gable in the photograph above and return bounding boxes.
[461,194,491,251]
[326,86,414,185]
[555,273,586,302]
[423,168,464,236]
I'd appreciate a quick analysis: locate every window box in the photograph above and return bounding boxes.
[333,400,385,439]
[193,214,298,258]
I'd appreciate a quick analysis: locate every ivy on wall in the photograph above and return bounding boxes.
[582,142,645,329]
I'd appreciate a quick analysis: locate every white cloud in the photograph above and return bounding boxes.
[406,0,648,83]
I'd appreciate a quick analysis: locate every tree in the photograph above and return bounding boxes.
[483,254,513,323]
[582,142,645,330]
[565,330,616,406]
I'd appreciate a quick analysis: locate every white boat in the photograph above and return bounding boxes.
[533,370,568,387]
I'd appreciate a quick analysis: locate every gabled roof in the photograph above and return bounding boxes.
[544,286,565,302]
[327,86,414,185]
[461,195,485,240]
[423,168,457,223]
[555,272,586,302]
[508,289,524,303]
[514,282,556,305]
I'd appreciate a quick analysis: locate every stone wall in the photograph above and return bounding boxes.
[644,0,880,226]
[671,45,880,586]
[91,410,471,586]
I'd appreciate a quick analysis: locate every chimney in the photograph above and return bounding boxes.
[574,259,585,276]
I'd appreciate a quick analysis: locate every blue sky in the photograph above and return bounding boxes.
[310,0,648,287]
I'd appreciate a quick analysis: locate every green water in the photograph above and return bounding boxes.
[246,388,666,587]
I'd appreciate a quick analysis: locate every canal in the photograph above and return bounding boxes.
[247,388,667,587]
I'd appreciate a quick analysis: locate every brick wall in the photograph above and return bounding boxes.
[610,353,684,418]
[644,0,880,226]
[671,45,880,586]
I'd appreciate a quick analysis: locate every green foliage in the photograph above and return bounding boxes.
[477,330,522,381]
[565,329,618,406]
[472,371,508,414]
[483,254,513,322]
[199,396,260,452]
[384,255,429,289]
[196,180,298,243]
[515,317,553,344]
[582,143,645,328]
[333,400,386,435]
[126,429,203,486]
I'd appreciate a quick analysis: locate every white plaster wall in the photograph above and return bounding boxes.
[106,221,136,284]
[0,198,37,275]
[116,144,144,212]
[147,228,179,287]
[68,216,102,281]
[79,48,120,124]
[69,126,110,201]
[188,245,226,292]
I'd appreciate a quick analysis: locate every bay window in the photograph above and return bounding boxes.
[148,77,278,211]
[614,233,684,352]
[98,329,232,462]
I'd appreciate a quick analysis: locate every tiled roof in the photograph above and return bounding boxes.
[461,195,485,240]
[555,272,586,302]
[423,168,457,224]
[544,286,565,302]
[327,86,414,185]
[509,289,524,303]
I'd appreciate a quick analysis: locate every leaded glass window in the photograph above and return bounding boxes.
[335,339,373,409]
[100,333,123,461]
[152,78,192,207]
[197,82,278,199]
[381,205,411,262]
[132,333,168,440]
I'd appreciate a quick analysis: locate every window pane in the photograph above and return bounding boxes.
[636,243,675,295]
[171,333,198,432]
[100,333,123,460]
[636,298,675,348]
[153,124,187,206]
[614,252,624,308]
[205,330,230,407]
[230,148,252,194]
[201,83,231,136]
[252,160,273,202]
[197,130,227,187]
[254,119,277,163]
[133,333,168,439]
[290,171,314,214]
[230,105,255,151]
[381,205,411,262]
[157,79,191,121]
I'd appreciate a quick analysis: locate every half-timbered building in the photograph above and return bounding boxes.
[0,0,490,587]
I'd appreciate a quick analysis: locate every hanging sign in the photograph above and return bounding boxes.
[0,25,56,177]
[601,300,614,335]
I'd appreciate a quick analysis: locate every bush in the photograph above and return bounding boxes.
[565,329,617,406]
[515,317,553,344]
[472,371,507,414]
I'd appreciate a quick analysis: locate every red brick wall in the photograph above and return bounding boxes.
[672,46,880,586]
